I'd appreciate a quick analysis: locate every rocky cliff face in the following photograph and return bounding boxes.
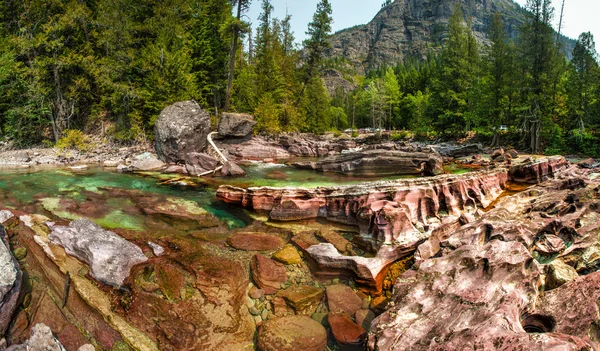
[328,0,573,73]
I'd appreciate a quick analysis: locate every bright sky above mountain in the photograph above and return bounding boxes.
[246,0,600,49]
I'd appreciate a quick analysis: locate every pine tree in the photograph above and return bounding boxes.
[298,0,333,103]
[519,0,559,152]
[567,32,598,132]
[431,5,478,134]
[225,0,252,112]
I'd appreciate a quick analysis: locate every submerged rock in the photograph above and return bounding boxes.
[48,219,147,286]
[154,101,211,163]
[279,285,324,315]
[326,284,363,316]
[257,315,327,351]
[228,232,285,251]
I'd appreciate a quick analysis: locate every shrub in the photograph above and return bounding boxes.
[351,131,359,138]
[390,130,412,141]
[56,130,90,151]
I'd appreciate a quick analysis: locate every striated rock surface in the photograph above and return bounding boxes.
[509,155,568,183]
[369,166,600,350]
[154,101,211,163]
[0,225,21,336]
[48,219,147,286]
[218,113,256,138]
[293,150,443,176]
[218,157,569,292]
[257,315,327,351]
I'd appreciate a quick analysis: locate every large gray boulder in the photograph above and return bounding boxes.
[218,113,256,138]
[154,101,212,163]
[0,226,21,336]
[48,219,147,286]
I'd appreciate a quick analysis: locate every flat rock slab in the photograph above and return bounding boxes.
[48,219,147,286]
[272,245,303,265]
[257,315,327,351]
[326,284,363,316]
[280,285,324,315]
[228,232,285,251]
[250,254,287,294]
[328,313,367,345]
[293,150,444,176]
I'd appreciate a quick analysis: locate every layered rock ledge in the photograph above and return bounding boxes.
[292,150,444,176]
[369,164,600,350]
[217,156,569,292]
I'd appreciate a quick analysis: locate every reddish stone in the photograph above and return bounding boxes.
[251,254,287,294]
[257,315,327,351]
[326,284,363,316]
[227,232,285,251]
[328,313,367,345]
[279,285,324,315]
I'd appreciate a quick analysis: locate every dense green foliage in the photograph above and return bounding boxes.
[0,0,599,156]
[340,1,600,156]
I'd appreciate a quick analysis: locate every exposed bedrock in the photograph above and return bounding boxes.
[292,150,444,176]
[48,219,148,286]
[217,157,569,292]
[0,224,22,337]
[369,167,600,350]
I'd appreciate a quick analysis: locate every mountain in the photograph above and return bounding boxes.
[328,0,575,73]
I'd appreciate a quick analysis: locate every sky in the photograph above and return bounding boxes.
[246,0,600,46]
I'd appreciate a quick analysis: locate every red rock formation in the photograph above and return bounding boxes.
[369,167,600,350]
[217,157,569,293]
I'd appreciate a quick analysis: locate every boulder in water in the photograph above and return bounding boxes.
[154,101,212,163]
[218,113,256,138]
[48,219,147,286]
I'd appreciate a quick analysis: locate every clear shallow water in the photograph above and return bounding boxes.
[0,166,251,230]
[0,163,471,233]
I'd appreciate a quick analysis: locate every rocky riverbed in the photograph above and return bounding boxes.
[0,101,599,350]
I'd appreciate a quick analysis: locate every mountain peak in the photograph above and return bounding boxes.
[328,0,571,73]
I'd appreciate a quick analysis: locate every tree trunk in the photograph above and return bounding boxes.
[224,1,243,113]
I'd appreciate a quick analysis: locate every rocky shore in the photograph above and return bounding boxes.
[0,101,599,351]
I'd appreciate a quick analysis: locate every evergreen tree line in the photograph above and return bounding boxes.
[0,0,336,145]
[342,1,600,156]
[0,0,599,157]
